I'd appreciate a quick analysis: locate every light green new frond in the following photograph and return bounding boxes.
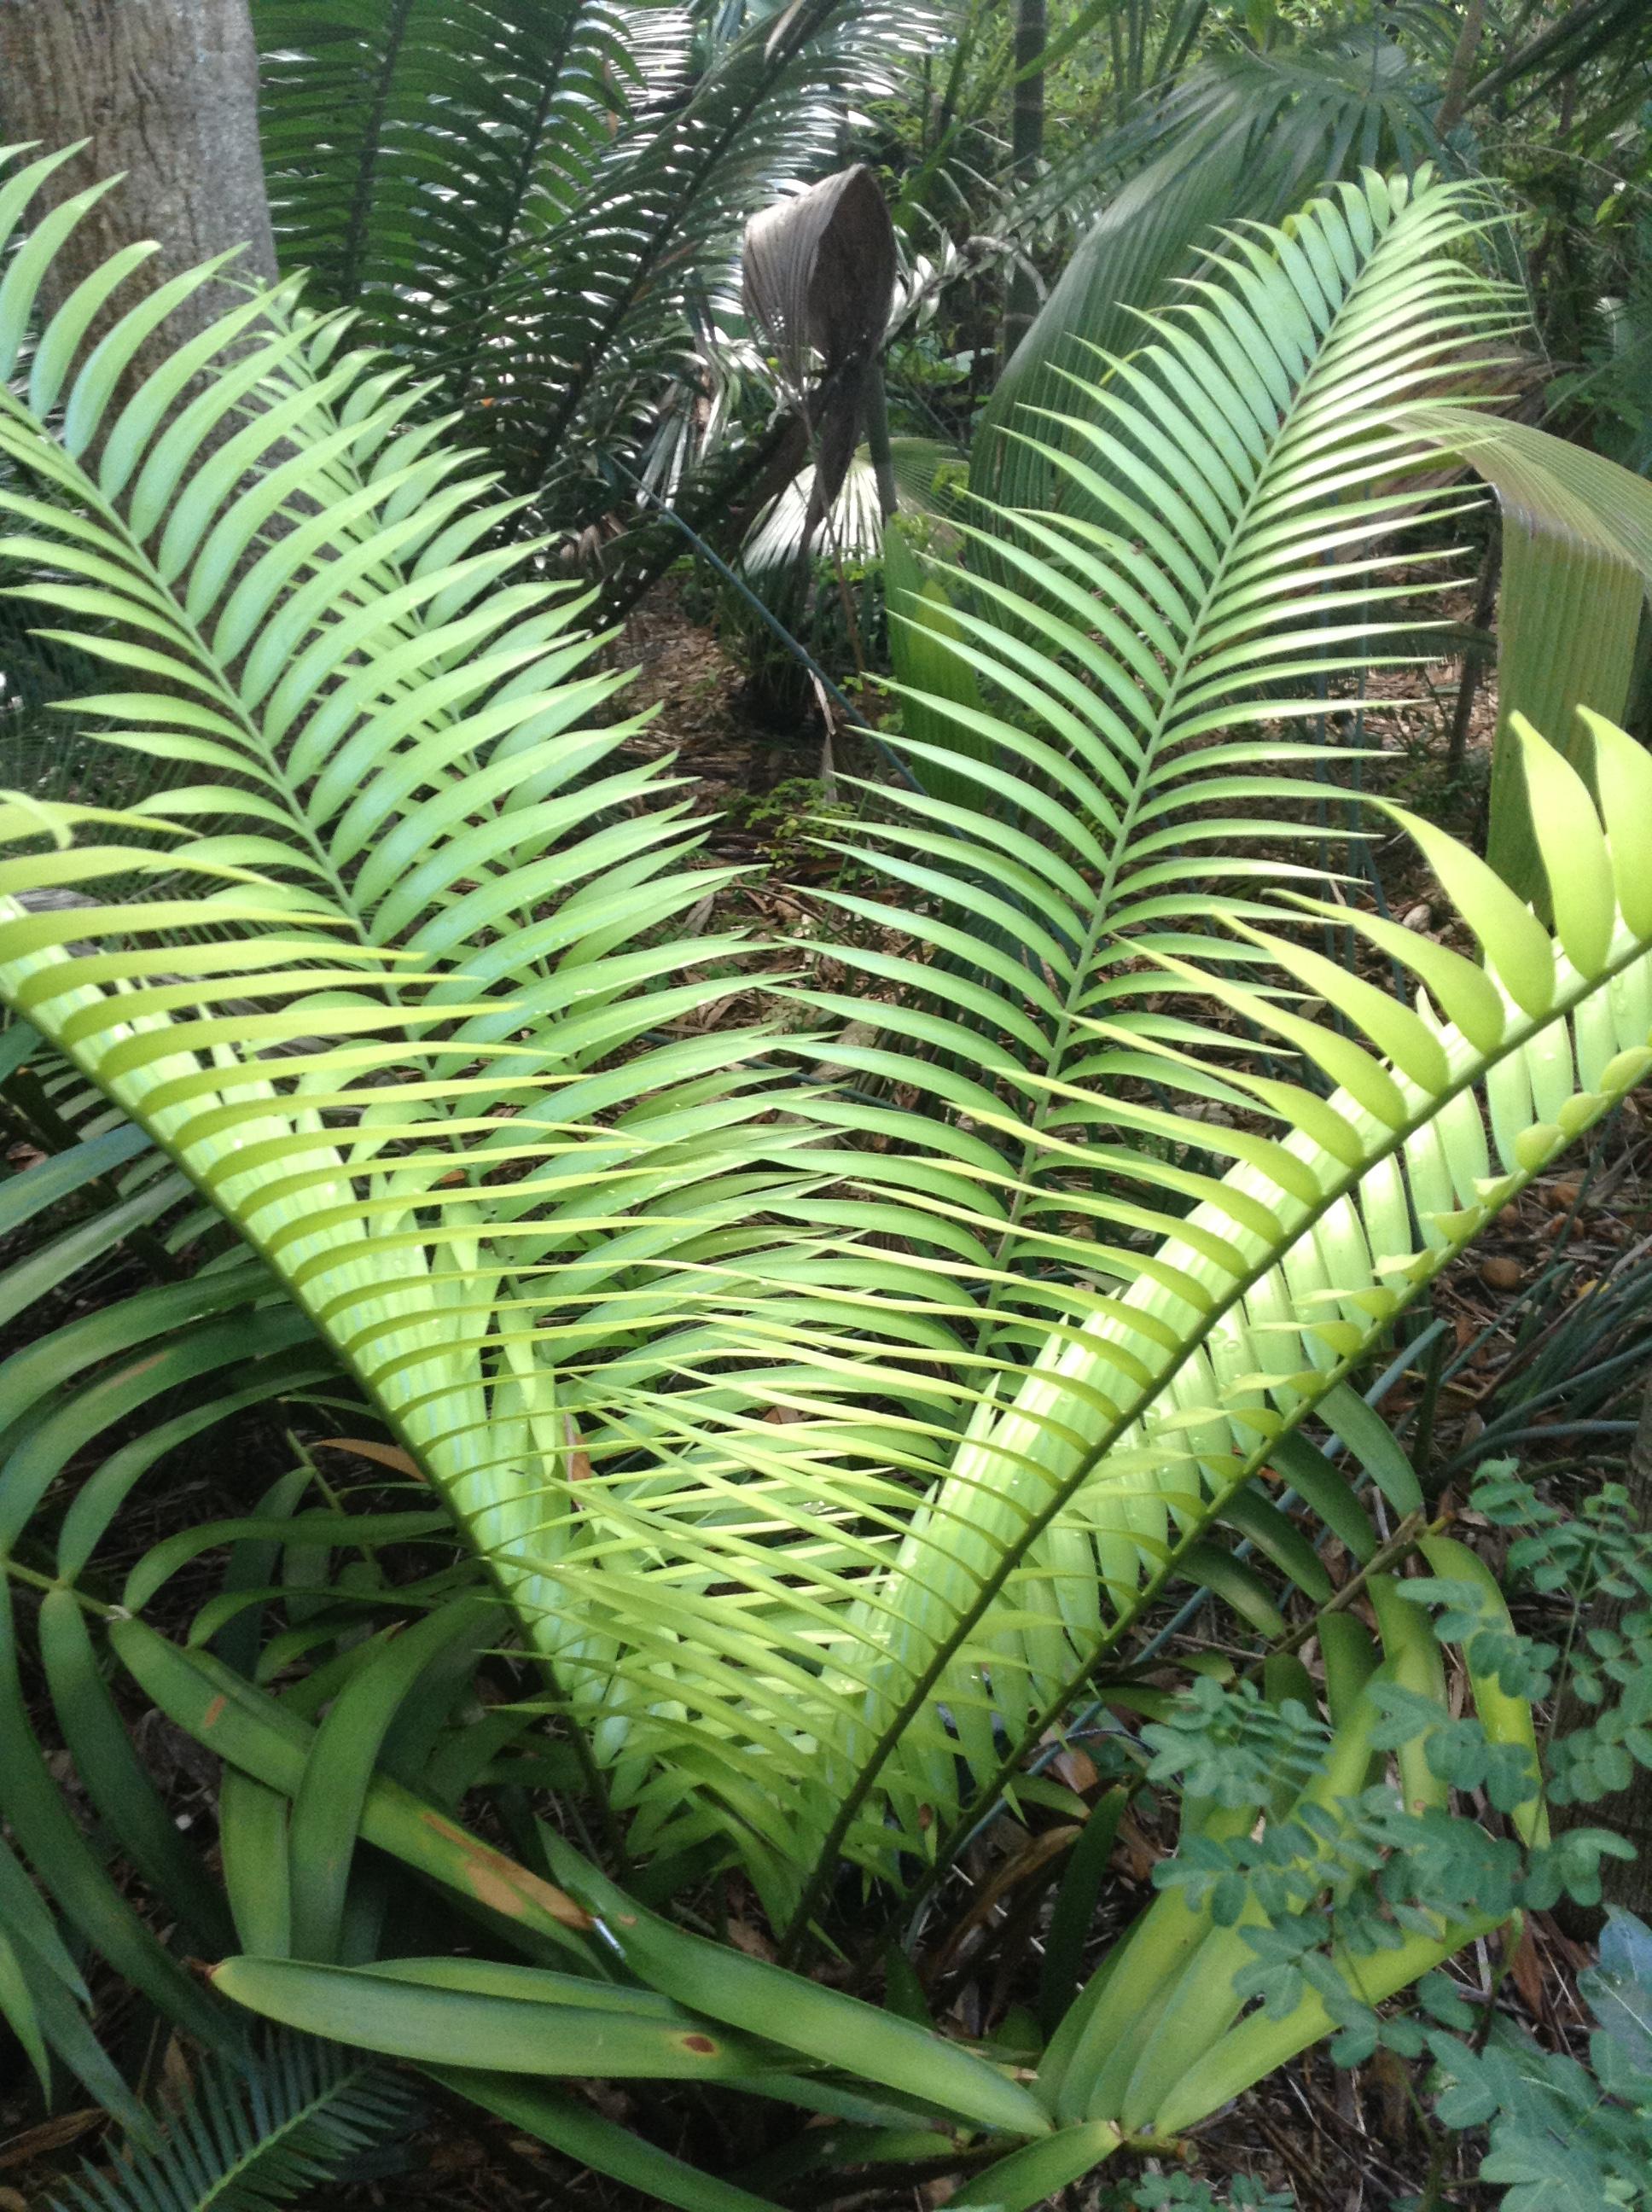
[0,149,816,1750]
[9,152,1652,1951]
[540,712,1652,1933]
[861,166,1516,1309]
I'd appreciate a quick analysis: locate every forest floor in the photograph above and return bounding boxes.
[4,581,1649,2212]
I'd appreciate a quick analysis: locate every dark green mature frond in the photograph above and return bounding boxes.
[257,0,638,379]
[49,2034,418,2212]
[256,0,945,580]
[484,0,944,554]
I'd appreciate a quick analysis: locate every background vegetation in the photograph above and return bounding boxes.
[0,3,1649,2209]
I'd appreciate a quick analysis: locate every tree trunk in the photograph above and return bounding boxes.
[1434,0,1487,138]
[1003,0,1044,359]
[0,2,282,678]
[0,0,276,391]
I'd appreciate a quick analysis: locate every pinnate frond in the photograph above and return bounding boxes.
[49,2034,418,2212]
[256,0,947,573]
[5,156,1652,1953]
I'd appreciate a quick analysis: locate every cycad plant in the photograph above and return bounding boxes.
[5,146,1652,2205]
[254,0,944,591]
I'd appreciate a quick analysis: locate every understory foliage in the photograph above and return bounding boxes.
[1102,1458,1652,2210]
[46,2036,418,2212]
[1454,1902,1652,2209]
[1418,1468,1652,2209]
[3,109,1652,2212]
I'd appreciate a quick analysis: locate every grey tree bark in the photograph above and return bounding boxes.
[0,1,282,682]
[0,0,276,389]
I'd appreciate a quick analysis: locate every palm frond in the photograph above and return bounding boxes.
[977,128,1265,516]
[256,0,635,370]
[0,142,817,1807]
[439,173,1651,1926]
[49,2033,419,2212]
[1149,27,1457,181]
[257,0,947,590]
[490,0,944,554]
[983,9,1480,533]
[530,700,1652,1938]
[880,166,1515,1239]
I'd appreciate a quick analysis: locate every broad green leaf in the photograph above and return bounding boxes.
[433,2070,789,2212]
[212,1955,777,2079]
[1403,404,1652,903]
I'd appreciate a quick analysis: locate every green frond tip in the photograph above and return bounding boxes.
[47,2032,419,2212]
